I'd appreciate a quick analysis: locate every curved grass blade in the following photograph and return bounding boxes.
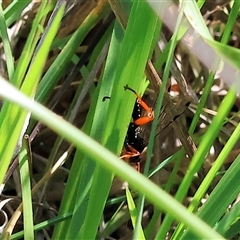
[0,76,225,240]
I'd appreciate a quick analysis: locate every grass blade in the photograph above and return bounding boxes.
[0,74,225,240]
[182,154,240,239]
[126,187,145,240]
[0,4,14,78]
[19,137,34,240]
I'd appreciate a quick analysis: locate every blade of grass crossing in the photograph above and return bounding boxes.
[184,0,240,69]
[0,77,225,240]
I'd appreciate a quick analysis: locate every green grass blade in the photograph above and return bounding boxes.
[11,213,72,240]
[19,137,34,240]
[0,4,14,78]
[3,0,31,28]
[161,88,236,239]
[2,1,240,239]
[21,4,65,96]
[0,104,29,185]
[182,154,240,239]
[35,2,110,104]
[172,2,240,237]
[172,119,240,238]
[184,0,240,69]
[197,0,205,8]
[72,24,122,239]
[52,23,117,239]
[152,3,191,238]
[0,76,225,240]
[220,1,240,45]
[126,187,145,240]
[188,1,239,134]
[189,122,240,213]
[148,1,240,93]
[55,2,160,239]
[11,1,53,87]
[0,4,64,186]
[215,201,240,238]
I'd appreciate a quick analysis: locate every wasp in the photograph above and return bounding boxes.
[120,85,154,171]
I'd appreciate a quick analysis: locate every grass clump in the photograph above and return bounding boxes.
[0,1,240,239]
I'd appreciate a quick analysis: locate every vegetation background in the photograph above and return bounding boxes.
[0,0,240,239]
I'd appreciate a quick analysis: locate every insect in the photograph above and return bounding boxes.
[102,96,111,102]
[120,82,194,171]
[120,85,154,171]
